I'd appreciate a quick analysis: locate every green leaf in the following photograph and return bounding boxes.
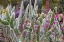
[36,20,41,25]
[46,32,51,37]
[10,22,14,29]
[33,14,38,18]
[51,18,54,23]
[38,17,42,24]
[0,18,9,25]
[11,14,15,21]
[40,14,44,18]
[6,11,10,22]
[36,25,40,42]
[14,29,19,34]
[10,14,15,29]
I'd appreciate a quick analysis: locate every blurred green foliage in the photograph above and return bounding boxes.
[0,0,21,7]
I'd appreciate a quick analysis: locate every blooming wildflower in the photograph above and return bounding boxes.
[23,23,27,29]
[50,25,54,29]
[53,21,57,25]
[34,24,38,28]
[46,0,50,14]
[60,27,64,31]
[54,14,58,19]
[52,33,56,36]
[46,19,49,22]
[44,24,48,28]
[60,22,63,25]
[15,9,25,18]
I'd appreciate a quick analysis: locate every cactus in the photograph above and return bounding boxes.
[0,0,64,42]
[0,18,9,25]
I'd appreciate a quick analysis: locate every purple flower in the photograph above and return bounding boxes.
[52,33,56,36]
[44,24,48,28]
[46,20,48,22]
[60,22,63,25]
[34,19,37,23]
[53,21,56,25]
[54,14,58,19]
[50,25,53,29]
[24,31,27,36]
[46,8,50,14]
[15,9,25,18]
[46,0,50,14]
[51,30,56,36]
[33,24,38,32]
[15,10,20,18]
[34,25,38,28]
[23,23,27,29]
[60,27,64,31]
[55,11,58,14]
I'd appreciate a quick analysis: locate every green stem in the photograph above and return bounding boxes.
[29,28,32,41]
[36,25,40,42]
[55,30,57,42]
